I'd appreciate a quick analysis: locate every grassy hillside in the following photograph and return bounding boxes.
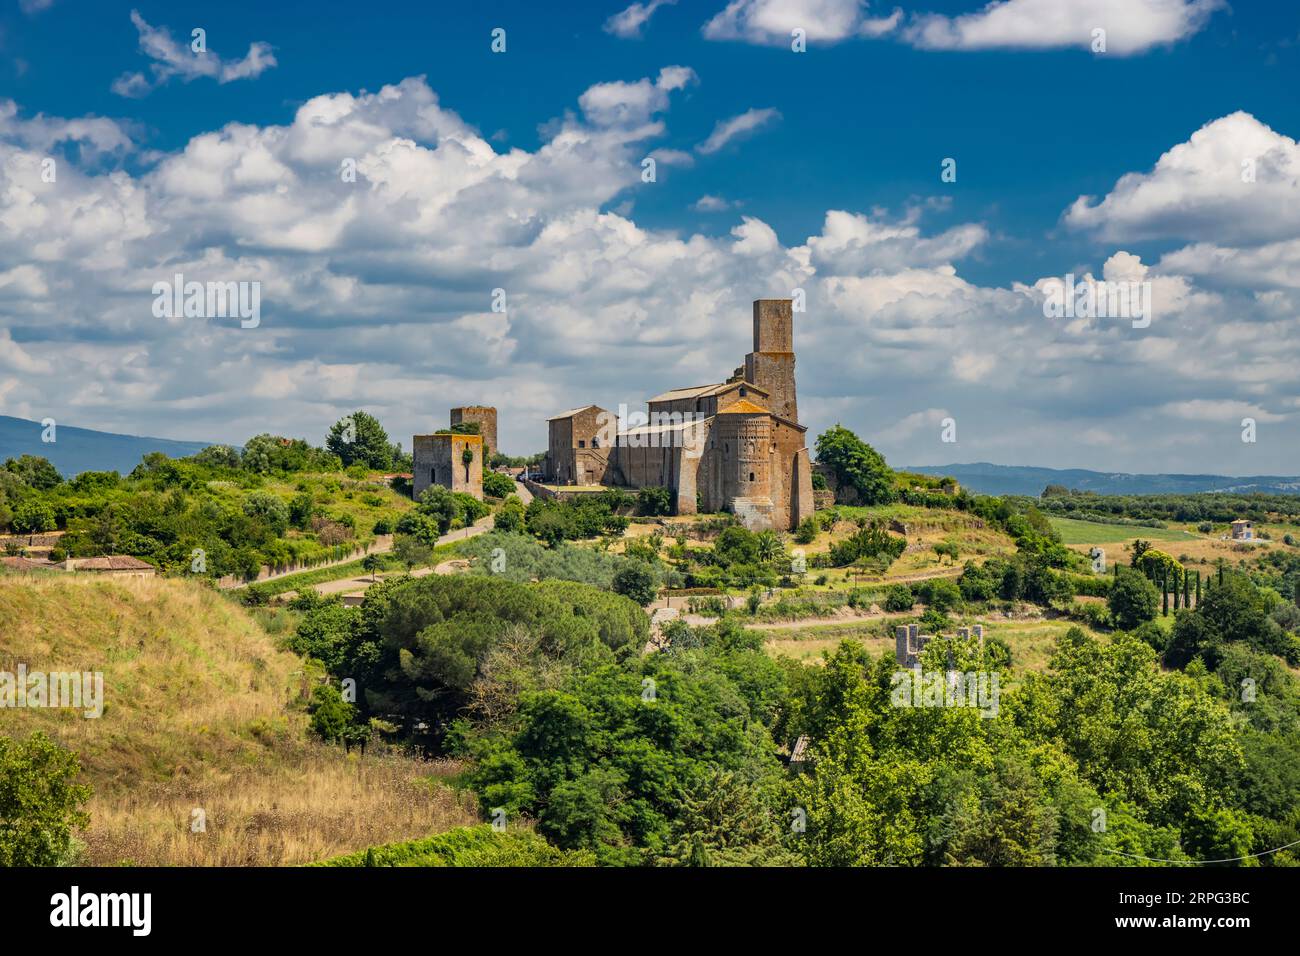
[0,574,476,865]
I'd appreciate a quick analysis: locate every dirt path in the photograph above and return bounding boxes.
[292,516,493,599]
[852,565,964,586]
[223,536,394,590]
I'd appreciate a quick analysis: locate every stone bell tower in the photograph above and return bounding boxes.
[744,299,797,422]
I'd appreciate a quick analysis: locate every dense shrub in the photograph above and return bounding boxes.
[1107,567,1165,630]
[827,520,905,569]
[612,563,658,606]
[482,470,516,499]
[317,825,595,867]
[884,584,915,612]
[0,732,90,866]
[636,486,674,517]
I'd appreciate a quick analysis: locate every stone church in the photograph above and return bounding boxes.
[545,299,814,531]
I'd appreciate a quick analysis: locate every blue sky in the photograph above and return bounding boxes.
[1,0,1299,473]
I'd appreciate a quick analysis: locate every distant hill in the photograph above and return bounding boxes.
[0,415,216,477]
[904,462,1300,497]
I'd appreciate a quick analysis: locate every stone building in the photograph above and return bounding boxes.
[1230,519,1254,540]
[450,406,497,461]
[542,299,814,531]
[545,404,612,486]
[412,431,484,500]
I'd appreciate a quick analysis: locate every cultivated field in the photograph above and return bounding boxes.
[1048,516,1197,545]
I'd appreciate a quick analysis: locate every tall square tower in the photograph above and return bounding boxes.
[745,299,798,422]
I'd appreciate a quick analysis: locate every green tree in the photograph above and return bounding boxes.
[636,486,674,516]
[242,491,290,537]
[392,533,434,572]
[814,425,894,505]
[493,495,526,533]
[191,444,242,469]
[308,684,358,744]
[0,732,91,866]
[4,455,62,490]
[288,491,315,529]
[884,584,915,612]
[362,553,382,582]
[241,434,338,474]
[326,411,395,470]
[11,500,56,534]
[1109,568,1160,630]
[612,563,657,606]
[482,470,515,499]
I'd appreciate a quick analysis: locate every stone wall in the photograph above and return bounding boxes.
[413,432,484,499]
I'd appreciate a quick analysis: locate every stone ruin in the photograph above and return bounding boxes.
[895,623,984,667]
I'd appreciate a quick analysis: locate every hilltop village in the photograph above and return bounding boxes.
[414,298,814,531]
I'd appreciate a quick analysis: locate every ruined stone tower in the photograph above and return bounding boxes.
[450,406,497,461]
[744,299,798,422]
[412,432,483,500]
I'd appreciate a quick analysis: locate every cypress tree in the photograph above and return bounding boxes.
[1196,571,1201,604]
[1162,570,1169,616]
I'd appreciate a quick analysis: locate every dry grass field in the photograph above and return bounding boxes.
[762,613,1103,673]
[1049,516,1295,570]
[0,574,476,865]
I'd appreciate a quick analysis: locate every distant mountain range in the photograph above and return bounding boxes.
[0,415,216,477]
[905,462,1300,497]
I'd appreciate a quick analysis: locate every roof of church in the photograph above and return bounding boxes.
[648,380,769,404]
[647,383,722,403]
[716,399,770,415]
